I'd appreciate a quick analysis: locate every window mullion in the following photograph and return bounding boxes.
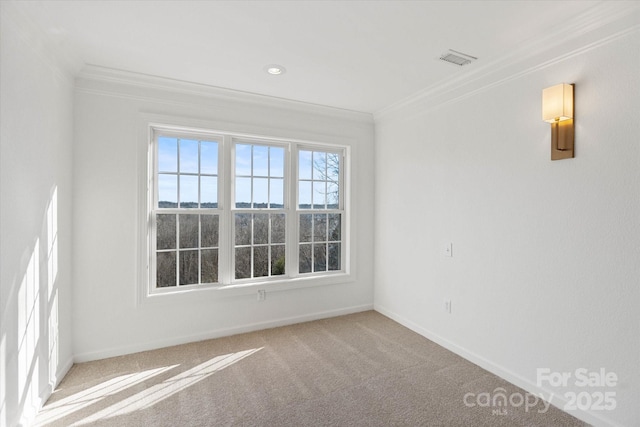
[177,138,181,208]
[267,213,272,276]
[197,141,201,285]
[176,214,181,286]
[250,214,254,279]
[172,131,181,287]
[250,145,254,208]
[324,156,328,209]
[220,135,233,285]
[288,145,298,278]
[267,147,271,208]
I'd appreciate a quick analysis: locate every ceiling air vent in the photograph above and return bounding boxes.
[439,49,477,66]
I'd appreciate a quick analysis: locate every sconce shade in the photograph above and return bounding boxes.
[542,83,574,123]
[542,83,575,160]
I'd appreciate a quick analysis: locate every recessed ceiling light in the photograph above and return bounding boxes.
[265,64,286,75]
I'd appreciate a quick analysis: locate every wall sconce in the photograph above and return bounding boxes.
[542,83,574,160]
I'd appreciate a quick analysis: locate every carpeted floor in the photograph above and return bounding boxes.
[35,311,587,426]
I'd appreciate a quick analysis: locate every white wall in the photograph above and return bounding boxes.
[0,3,75,426]
[71,68,375,361]
[374,17,639,427]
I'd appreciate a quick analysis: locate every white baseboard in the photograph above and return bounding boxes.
[56,356,75,387]
[74,304,373,363]
[38,356,74,401]
[374,304,621,427]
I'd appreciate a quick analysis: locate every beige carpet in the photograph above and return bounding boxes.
[36,311,587,426]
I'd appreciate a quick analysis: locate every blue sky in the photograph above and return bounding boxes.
[157,138,338,208]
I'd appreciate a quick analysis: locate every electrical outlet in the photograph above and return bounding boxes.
[257,290,266,302]
[444,299,452,314]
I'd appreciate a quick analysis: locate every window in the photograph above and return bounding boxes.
[298,150,343,274]
[233,142,287,280]
[152,135,220,287]
[148,126,348,295]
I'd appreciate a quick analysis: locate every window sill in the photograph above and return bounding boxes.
[139,272,353,305]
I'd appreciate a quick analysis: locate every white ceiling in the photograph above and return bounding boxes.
[14,0,601,113]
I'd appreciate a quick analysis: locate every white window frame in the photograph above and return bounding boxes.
[149,128,224,292]
[295,146,346,275]
[230,138,290,283]
[139,121,353,302]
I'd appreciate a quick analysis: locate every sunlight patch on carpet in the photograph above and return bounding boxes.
[35,365,177,426]
[73,347,263,425]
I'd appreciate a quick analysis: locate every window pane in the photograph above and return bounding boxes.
[253,145,269,177]
[270,147,284,178]
[253,178,268,208]
[180,139,199,173]
[254,214,269,245]
[201,215,218,248]
[253,246,269,277]
[299,244,312,274]
[235,247,251,279]
[299,181,311,209]
[179,214,199,249]
[299,214,312,243]
[156,251,176,287]
[156,214,176,250]
[179,250,199,285]
[200,176,217,208]
[270,178,283,208]
[235,144,252,176]
[158,174,177,208]
[179,175,198,208]
[272,214,285,244]
[313,152,327,180]
[299,150,312,180]
[201,249,218,283]
[271,245,285,276]
[200,141,218,175]
[327,181,339,209]
[328,214,341,241]
[313,214,327,242]
[328,243,341,271]
[158,137,177,173]
[235,214,251,246]
[314,243,326,272]
[313,181,326,209]
[236,177,251,208]
[327,153,340,181]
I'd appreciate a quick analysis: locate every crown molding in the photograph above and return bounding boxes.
[374,1,640,124]
[76,65,374,125]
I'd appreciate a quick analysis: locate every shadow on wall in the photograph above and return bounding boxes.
[1,186,60,425]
